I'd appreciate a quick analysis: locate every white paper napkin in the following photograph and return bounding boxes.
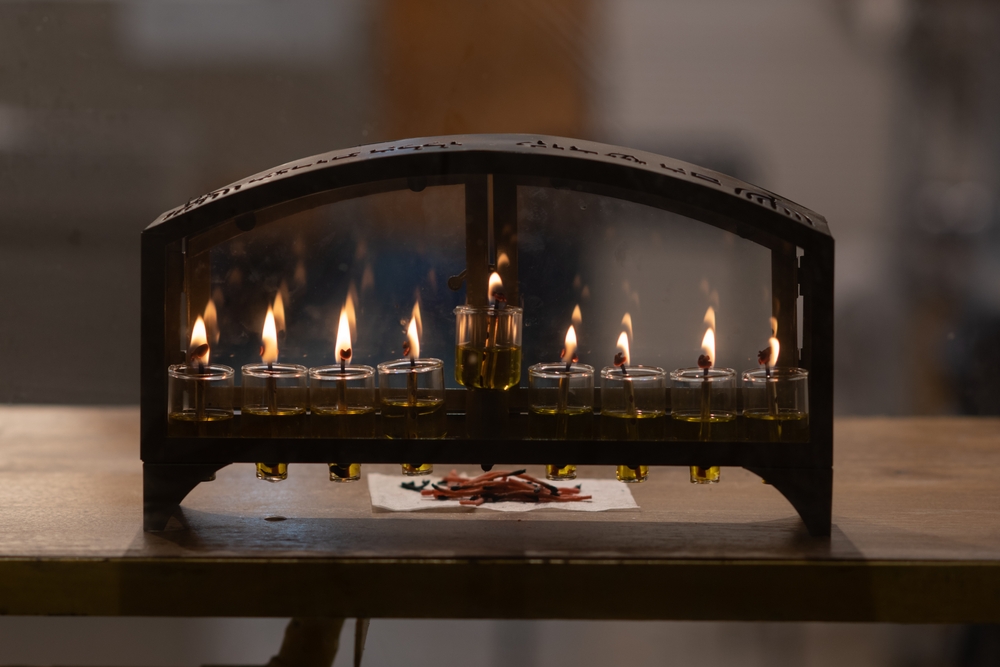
[367,472,639,512]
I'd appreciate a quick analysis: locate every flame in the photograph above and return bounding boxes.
[411,300,423,339]
[621,312,633,342]
[571,304,582,327]
[335,306,352,365]
[406,315,420,361]
[768,336,780,368]
[562,325,578,363]
[272,291,286,336]
[361,263,375,292]
[261,306,278,364]
[770,316,778,337]
[616,331,630,367]
[346,284,358,342]
[704,306,716,332]
[203,299,219,345]
[488,271,504,307]
[497,252,510,269]
[188,316,210,366]
[701,328,715,367]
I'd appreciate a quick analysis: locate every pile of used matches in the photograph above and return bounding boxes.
[411,469,593,506]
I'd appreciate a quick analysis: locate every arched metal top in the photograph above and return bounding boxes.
[144,134,831,251]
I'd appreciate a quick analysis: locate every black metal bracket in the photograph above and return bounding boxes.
[143,462,228,531]
[746,466,833,537]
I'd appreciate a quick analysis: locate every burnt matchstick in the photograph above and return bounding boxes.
[614,351,628,376]
[758,347,772,379]
[189,343,210,371]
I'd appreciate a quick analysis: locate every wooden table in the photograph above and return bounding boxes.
[0,406,997,623]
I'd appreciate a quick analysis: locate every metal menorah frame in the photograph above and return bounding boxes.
[141,134,834,535]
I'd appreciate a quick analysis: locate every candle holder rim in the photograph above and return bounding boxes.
[669,366,737,381]
[167,363,235,380]
[528,362,595,379]
[377,357,445,374]
[742,366,809,382]
[308,364,376,380]
[598,364,665,379]
[453,304,524,315]
[241,362,308,378]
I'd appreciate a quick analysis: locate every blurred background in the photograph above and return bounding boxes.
[1,0,998,665]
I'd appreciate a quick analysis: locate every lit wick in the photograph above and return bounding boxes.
[557,324,579,438]
[404,305,421,439]
[334,305,353,412]
[698,309,716,441]
[614,328,637,439]
[261,305,279,414]
[188,316,210,421]
[759,318,781,426]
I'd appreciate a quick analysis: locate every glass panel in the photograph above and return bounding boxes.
[517,186,773,378]
[203,184,466,381]
[169,179,779,440]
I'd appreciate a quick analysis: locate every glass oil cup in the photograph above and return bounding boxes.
[670,367,737,484]
[167,364,235,436]
[600,366,667,483]
[454,305,523,390]
[528,362,595,480]
[309,365,376,482]
[742,367,809,443]
[241,363,308,482]
[378,358,446,476]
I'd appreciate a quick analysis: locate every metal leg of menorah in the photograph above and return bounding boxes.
[745,466,833,537]
[142,462,228,531]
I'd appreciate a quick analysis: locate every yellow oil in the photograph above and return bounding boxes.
[310,407,376,438]
[241,406,307,437]
[616,465,649,483]
[529,406,593,440]
[600,410,667,441]
[167,409,233,436]
[256,462,288,482]
[743,409,809,442]
[329,463,362,482]
[673,413,734,485]
[671,413,738,441]
[455,344,521,390]
[690,465,720,484]
[381,398,445,476]
[401,463,434,476]
[242,408,304,481]
[545,464,578,480]
[380,398,447,439]
[601,411,664,484]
